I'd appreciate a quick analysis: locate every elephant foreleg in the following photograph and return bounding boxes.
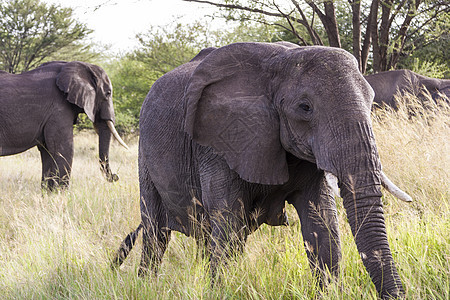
[198,155,249,282]
[290,169,341,287]
[38,144,72,191]
[38,145,58,190]
[39,120,74,191]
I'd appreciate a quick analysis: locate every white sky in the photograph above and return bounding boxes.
[45,0,219,53]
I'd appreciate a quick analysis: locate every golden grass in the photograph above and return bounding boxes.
[373,94,449,215]
[0,95,448,299]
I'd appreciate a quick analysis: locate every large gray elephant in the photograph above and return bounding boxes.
[364,69,450,109]
[0,61,128,190]
[112,43,411,298]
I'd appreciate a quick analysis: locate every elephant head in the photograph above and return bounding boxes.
[184,43,404,298]
[55,61,128,182]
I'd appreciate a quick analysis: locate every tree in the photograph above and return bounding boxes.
[45,41,110,66]
[397,8,450,78]
[0,0,92,73]
[182,0,449,73]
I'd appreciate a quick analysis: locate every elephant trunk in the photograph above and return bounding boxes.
[340,178,404,298]
[95,120,119,182]
[319,120,404,298]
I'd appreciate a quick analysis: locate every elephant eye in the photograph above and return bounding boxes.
[299,103,312,112]
[105,90,112,97]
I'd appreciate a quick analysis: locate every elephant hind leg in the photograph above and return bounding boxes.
[195,231,211,261]
[139,224,171,277]
[138,181,171,277]
[111,224,143,269]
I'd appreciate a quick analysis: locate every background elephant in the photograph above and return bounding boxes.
[364,69,450,109]
[0,61,128,190]
[113,43,410,298]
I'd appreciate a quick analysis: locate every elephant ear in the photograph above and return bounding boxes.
[184,43,291,185]
[56,61,97,122]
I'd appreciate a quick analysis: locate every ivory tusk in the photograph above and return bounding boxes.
[107,120,129,150]
[381,171,413,202]
[325,171,413,202]
[325,172,340,198]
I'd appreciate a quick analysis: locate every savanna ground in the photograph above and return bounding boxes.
[0,96,448,299]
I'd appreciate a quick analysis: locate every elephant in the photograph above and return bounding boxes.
[364,69,450,109]
[112,43,412,298]
[0,61,128,190]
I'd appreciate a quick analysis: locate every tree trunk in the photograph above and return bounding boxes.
[371,0,381,73]
[389,0,423,69]
[362,0,379,73]
[305,0,341,47]
[378,0,393,71]
[351,0,362,71]
[323,1,341,48]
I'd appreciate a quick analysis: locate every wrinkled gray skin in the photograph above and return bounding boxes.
[365,69,450,109]
[113,43,404,298]
[0,61,119,190]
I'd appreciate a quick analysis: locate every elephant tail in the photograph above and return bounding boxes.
[111,223,143,269]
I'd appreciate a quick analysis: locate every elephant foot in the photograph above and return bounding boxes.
[41,178,69,192]
[137,267,148,277]
[106,173,119,182]
[99,159,119,182]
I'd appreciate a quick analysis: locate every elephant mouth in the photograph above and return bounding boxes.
[282,116,315,163]
[289,140,315,163]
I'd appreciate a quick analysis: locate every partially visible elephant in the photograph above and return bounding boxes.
[112,43,411,298]
[0,61,128,190]
[364,69,450,109]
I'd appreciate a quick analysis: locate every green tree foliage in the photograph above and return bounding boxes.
[107,23,212,134]
[45,41,110,66]
[133,23,211,81]
[106,58,154,134]
[0,0,92,73]
[397,9,449,78]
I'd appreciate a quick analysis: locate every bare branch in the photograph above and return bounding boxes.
[182,0,301,22]
[304,0,326,20]
[272,1,307,45]
[408,6,449,38]
[182,0,322,44]
[290,0,323,45]
[387,0,408,29]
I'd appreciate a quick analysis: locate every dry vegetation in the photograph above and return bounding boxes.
[0,95,448,299]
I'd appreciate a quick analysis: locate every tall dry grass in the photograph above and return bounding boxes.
[0,95,448,299]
